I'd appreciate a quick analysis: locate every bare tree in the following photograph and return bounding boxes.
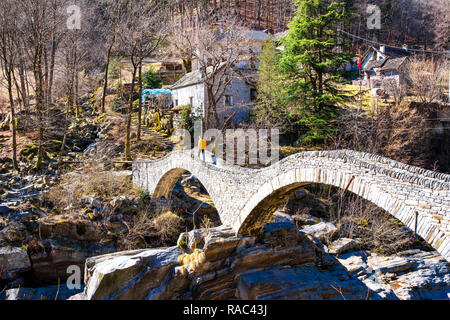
[0,1,19,169]
[405,56,448,104]
[188,15,251,129]
[117,0,167,160]
[99,0,129,114]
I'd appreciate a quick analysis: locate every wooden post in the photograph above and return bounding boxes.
[414,211,419,239]
[344,176,355,194]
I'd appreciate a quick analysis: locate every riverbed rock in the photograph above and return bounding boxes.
[83,246,182,300]
[38,215,102,242]
[329,238,355,255]
[1,284,83,300]
[301,222,337,242]
[272,211,294,224]
[74,223,376,300]
[0,221,27,242]
[29,240,115,283]
[337,249,450,300]
[0,246,31,280]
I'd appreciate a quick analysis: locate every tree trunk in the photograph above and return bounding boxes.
[34,45,45,171]
[125,63,138,160]
[137,61,143,141]
[48,38,57,105]
[73,33,79,118]
[101,36,115,114]
[19,62,29,111]
[5,69,18,170]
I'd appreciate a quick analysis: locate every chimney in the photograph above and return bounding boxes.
[380,45,385,54]
[402,44,408,52]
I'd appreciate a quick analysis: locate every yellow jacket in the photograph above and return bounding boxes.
[198,139,206,151]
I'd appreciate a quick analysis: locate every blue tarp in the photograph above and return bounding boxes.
[142,88,172,102]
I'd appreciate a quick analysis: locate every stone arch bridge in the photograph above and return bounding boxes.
[132,150,450,261]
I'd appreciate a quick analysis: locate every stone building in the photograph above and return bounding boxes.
[361,45,410,90]
[170,61,258,125]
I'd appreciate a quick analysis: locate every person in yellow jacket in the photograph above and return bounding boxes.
[197,136,206,161]
[211,139,217,165]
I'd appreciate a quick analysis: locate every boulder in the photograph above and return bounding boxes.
[195,202,216,216]
[0,247,31,280]
[272,211,294,224]
[0,221,27,242]
[301,222,337,242]
[292,189,307,201]
[38,216,101,242]
[329,238,355,255]
[337,251,369,275]
[2,284,83,300]
[82,197,102,210]
[83,246,182,300]
[292,213,323,226]
[237,266,369,300]
[29,240,115,282]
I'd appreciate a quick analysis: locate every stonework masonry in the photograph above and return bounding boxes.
[133,150,450,261]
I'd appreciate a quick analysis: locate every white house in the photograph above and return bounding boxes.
[171,62,258,125]
[361,45,410,89]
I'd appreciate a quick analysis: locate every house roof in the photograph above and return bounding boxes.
[171,69,204,90]
[364,58,387,71]
[372,45,410,59]
[171,61,258,90]
[379,56,408,71]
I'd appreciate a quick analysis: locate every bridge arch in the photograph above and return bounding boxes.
[133,150,450,261]
[236,166,449,260]
[237,168,403,235]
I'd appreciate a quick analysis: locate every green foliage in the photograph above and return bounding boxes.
[108,58,121,80]
[142,66,163,89]
[139,189,151,203]
[278,0,353,145]
[252,38,291,130]
[179,104,201,134]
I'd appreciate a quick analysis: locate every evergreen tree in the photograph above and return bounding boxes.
[253,37,289,129]
[279,0,353,145]
[142,66,163,89]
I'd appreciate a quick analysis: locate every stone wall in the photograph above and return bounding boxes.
[133,149,450,261]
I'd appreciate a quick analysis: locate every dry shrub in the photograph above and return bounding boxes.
[299,184,428,255]
[333,102,449,172]
[44,163,132,211]
[122,208,184,250]
[151,211,184,243]
[334,194,416,255]
[405,57,448,104]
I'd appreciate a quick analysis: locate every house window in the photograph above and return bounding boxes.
[225,95,232,106]
[250,89,257,102]
[189,97,193,106]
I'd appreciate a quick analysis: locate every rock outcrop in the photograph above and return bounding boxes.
[71,222,375,300]
[0,246,31,280]
[337,249,450,299]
